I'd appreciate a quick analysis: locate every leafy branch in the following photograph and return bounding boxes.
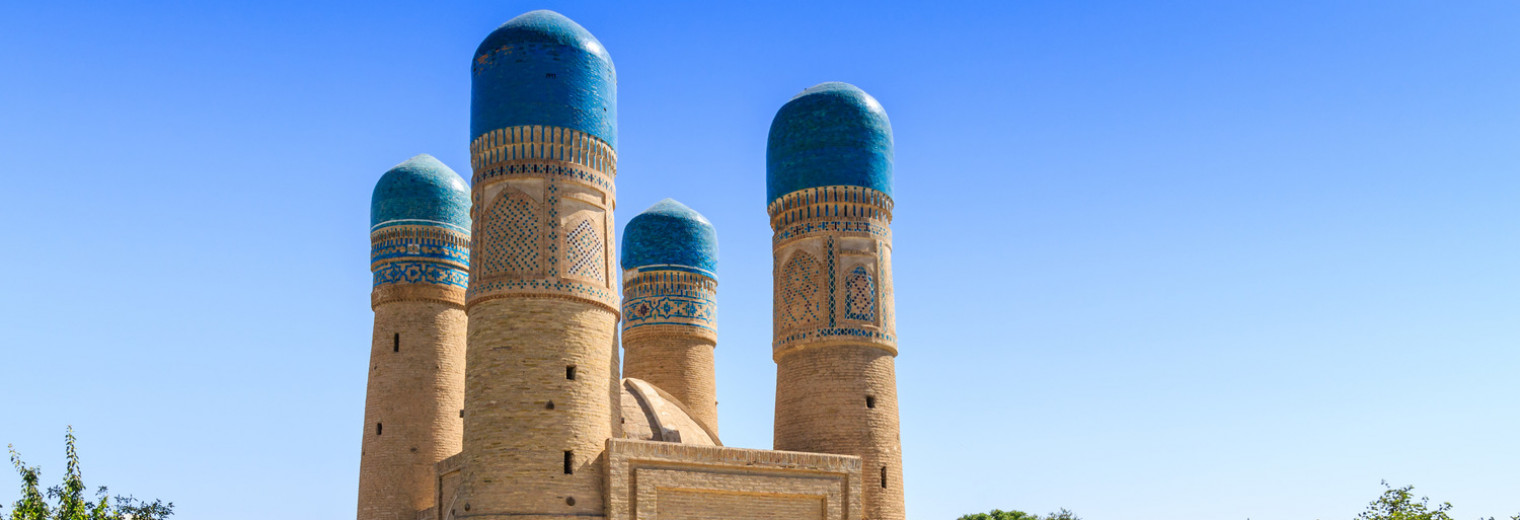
[3,427,172,520]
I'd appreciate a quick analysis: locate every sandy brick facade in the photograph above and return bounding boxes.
[460,300,619,517]
[773,346,902,520]
[621,333,716,436]
[458,122,622,519]
[770,186,904,520]
[621,269,719,435]
[360,224,469,520]
[359,14,910,520]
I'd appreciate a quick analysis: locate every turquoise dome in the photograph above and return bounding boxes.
[472,10,617,147]
[766,82,893,204]
[621,199,717,276]
[370,154,471,233]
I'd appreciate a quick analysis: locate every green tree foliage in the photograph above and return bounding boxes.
[958,508,1080,520]
[1355,481,1518,520]
[3,428,173,520]
[1357,481,1455,520]
[961,482,1520,520]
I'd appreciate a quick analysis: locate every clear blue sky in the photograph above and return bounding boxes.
[2,1,1516,519]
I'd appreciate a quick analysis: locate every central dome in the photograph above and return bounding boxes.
[619,378,719,446]
[471,10,617,147]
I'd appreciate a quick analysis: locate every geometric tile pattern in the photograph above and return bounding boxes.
[844,266,875,323]
[769,185,896,356]
[370,226,470,266]
[546,182,560,278]
[622,269,718,334]
[369,224,471,298]
[826,237,836,327]
[465,277,615,306]
[565,217,603,281]
[480,188,541,277]
[470,125,616,192]
[779,252,823,331]
[624,295,716,330]
[773,219,889,247]
[880,246,895,334]
[466,122,619,312]
[373,262,469,289]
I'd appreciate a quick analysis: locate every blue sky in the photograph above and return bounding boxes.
[1,1,1516,519]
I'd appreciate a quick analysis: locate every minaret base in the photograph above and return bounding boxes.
[460,297,620,517]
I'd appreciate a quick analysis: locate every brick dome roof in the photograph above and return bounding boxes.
[619,378,719,446]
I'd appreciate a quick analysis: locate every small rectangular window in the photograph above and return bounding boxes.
[866,396,876,409]
[881,466,887,488]
[393,333,399,353]
[376,423,383,436]
[566,366,577,380]
[564,451,573,474]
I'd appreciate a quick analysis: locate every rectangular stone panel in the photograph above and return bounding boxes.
[606,439,861,520]
[656,489,824,520]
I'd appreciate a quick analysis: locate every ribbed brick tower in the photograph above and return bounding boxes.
[359,154,472,520]
[620,199,720,436]
[768,82,903,520]
[459,10,620,518]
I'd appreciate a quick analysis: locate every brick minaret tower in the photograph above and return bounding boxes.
[359,154,471,520]
[620,199,720,436]
[459,10,620,518]
[767,82,904,520]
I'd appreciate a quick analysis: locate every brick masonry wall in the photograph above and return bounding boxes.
[427,453,464,520]
[621,334,717,437]
[359,300,466,520]
[656,491,823,520]
[461,299,619,517]
[773,346,903,520]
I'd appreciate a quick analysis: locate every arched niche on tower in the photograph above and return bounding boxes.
[775,244,826,336]
[477,185,546,280]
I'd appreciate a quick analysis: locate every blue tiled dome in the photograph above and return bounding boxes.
[471,10,617,148]
[621,199,718,276]
[766,82,893,204]
[370,154,471,233]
